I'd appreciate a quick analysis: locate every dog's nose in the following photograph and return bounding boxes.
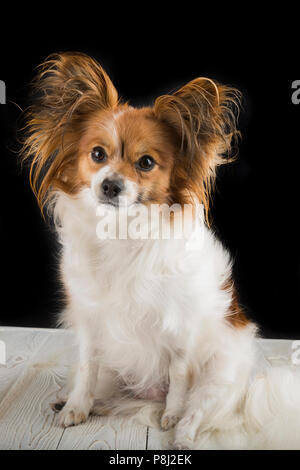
[101,178,124,199]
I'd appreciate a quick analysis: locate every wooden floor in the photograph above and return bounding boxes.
[0,327,298,450]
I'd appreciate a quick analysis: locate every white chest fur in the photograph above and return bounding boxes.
[55,192,234,390]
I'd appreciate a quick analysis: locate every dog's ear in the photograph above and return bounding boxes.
[31,51,118,122]
[21,52,118,213]
[154,78,241,218]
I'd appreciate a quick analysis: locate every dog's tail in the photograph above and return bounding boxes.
[240,365,300,449]
[192,364,300,450]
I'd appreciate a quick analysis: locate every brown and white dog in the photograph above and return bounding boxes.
[21,52,300,449]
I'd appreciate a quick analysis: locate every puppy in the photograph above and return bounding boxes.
[21,52,258,448]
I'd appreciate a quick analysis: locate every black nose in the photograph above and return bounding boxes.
[101,178,124,199]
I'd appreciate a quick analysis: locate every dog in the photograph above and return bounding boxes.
[21,52,294,450]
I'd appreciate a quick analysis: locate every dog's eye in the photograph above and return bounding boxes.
[136,155,156,171]
[91,146,107,163]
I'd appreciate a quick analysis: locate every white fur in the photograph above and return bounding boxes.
[51,188,300,449]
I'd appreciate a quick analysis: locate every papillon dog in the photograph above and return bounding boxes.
[21,52,300,450]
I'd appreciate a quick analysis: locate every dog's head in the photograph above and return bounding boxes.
[21,52,240,220]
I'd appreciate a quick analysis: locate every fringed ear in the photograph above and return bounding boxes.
[20,52,119,214]
[154,78,241,220]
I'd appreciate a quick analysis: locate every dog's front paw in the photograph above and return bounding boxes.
[57,399,92,427]
[173,439,193,450]
[173,412,202,449]
[173,420,194,450]
[161,410,180,431]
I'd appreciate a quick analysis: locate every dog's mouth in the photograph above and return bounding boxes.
[98,194,145,208]
[99,199,120,208]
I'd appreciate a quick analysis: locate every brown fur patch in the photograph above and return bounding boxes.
[223,279,249,329]
[187,366,195,388]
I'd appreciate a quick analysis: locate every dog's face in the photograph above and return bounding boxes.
[77,106,177,208]
[21,52,240,219]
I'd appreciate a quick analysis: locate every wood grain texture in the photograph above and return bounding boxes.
[0,328,74,449]
[147,426,173,450]
[0,328,298,449]
[0,327,149,450]
[58,415,148,450]
[0,328,52,403]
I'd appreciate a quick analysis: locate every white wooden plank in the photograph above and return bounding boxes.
[0,365,64,449]
[0,328,54,403]
[57,415,148,450]
[0,328,299,450]
[257,338,296,367]
[0,327,148,450]
[147,426,172,450]
[0,329,75,449]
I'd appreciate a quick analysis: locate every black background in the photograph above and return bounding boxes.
[0,13,299,338]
